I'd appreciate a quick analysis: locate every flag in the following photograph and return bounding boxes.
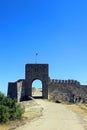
[36,53,38,56]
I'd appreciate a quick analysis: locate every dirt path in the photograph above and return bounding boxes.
[16,100,85,130]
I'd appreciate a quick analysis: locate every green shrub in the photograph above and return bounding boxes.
[0,105,9,122]
[9,103,24,120]
[0,92,5,105]
[0,92,24,123]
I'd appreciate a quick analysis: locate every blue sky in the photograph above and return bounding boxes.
[0,0,87,95]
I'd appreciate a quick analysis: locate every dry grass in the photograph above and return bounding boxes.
[0,125,10,130]
[66,104,87,118]
[0,105,42,130]
[65,103,87,130]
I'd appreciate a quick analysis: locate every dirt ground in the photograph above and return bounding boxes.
[15,99,85,130]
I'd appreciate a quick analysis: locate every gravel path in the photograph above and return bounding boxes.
[16,100,85,130]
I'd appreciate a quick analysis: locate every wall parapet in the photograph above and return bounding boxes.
[49,79,80,85]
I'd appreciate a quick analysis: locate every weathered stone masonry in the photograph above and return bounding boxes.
[8,63,87,103]
[8,64,48,102]
[48,78,87,103]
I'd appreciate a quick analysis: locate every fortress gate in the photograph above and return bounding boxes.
[25,64,48,99]
[8,64,49,101]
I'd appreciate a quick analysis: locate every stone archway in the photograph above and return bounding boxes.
[25,64,48,99]
[32,79,42,97]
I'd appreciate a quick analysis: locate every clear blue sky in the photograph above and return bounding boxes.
[0,0,87,95]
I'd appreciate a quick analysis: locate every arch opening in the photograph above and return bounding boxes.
[32,79,43,98]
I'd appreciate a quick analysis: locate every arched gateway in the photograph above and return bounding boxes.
[25,64,48,99]
[8,63,87,103]
[8,64,49,102]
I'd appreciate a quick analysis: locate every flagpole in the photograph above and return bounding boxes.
[35,53,38,64]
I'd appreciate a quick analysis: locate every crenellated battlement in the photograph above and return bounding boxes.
[8,63,87,103]
[49,78,80,85]
[48,78,87,103]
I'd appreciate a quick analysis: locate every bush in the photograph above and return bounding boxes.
[9,103,24,120]
[0,92,5,105]
[0,92,24,123]
[0,105,9,122]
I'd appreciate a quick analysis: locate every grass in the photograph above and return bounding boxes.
[65,103,87,130]
[0,125,10,130]
[0,105,42,130]
[66,103,87,118]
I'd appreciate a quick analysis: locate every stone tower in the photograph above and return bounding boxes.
[8,64,49,101]
[25,64,48,99]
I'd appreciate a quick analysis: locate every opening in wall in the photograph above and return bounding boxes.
[32,79,42,98]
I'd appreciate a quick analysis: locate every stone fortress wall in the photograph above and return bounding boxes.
[8,64,48,102]
[8,80,26,102]
[49,79,80,85]
[48,78,87,103]
[8,77,87,103]
[8,63,87,103]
